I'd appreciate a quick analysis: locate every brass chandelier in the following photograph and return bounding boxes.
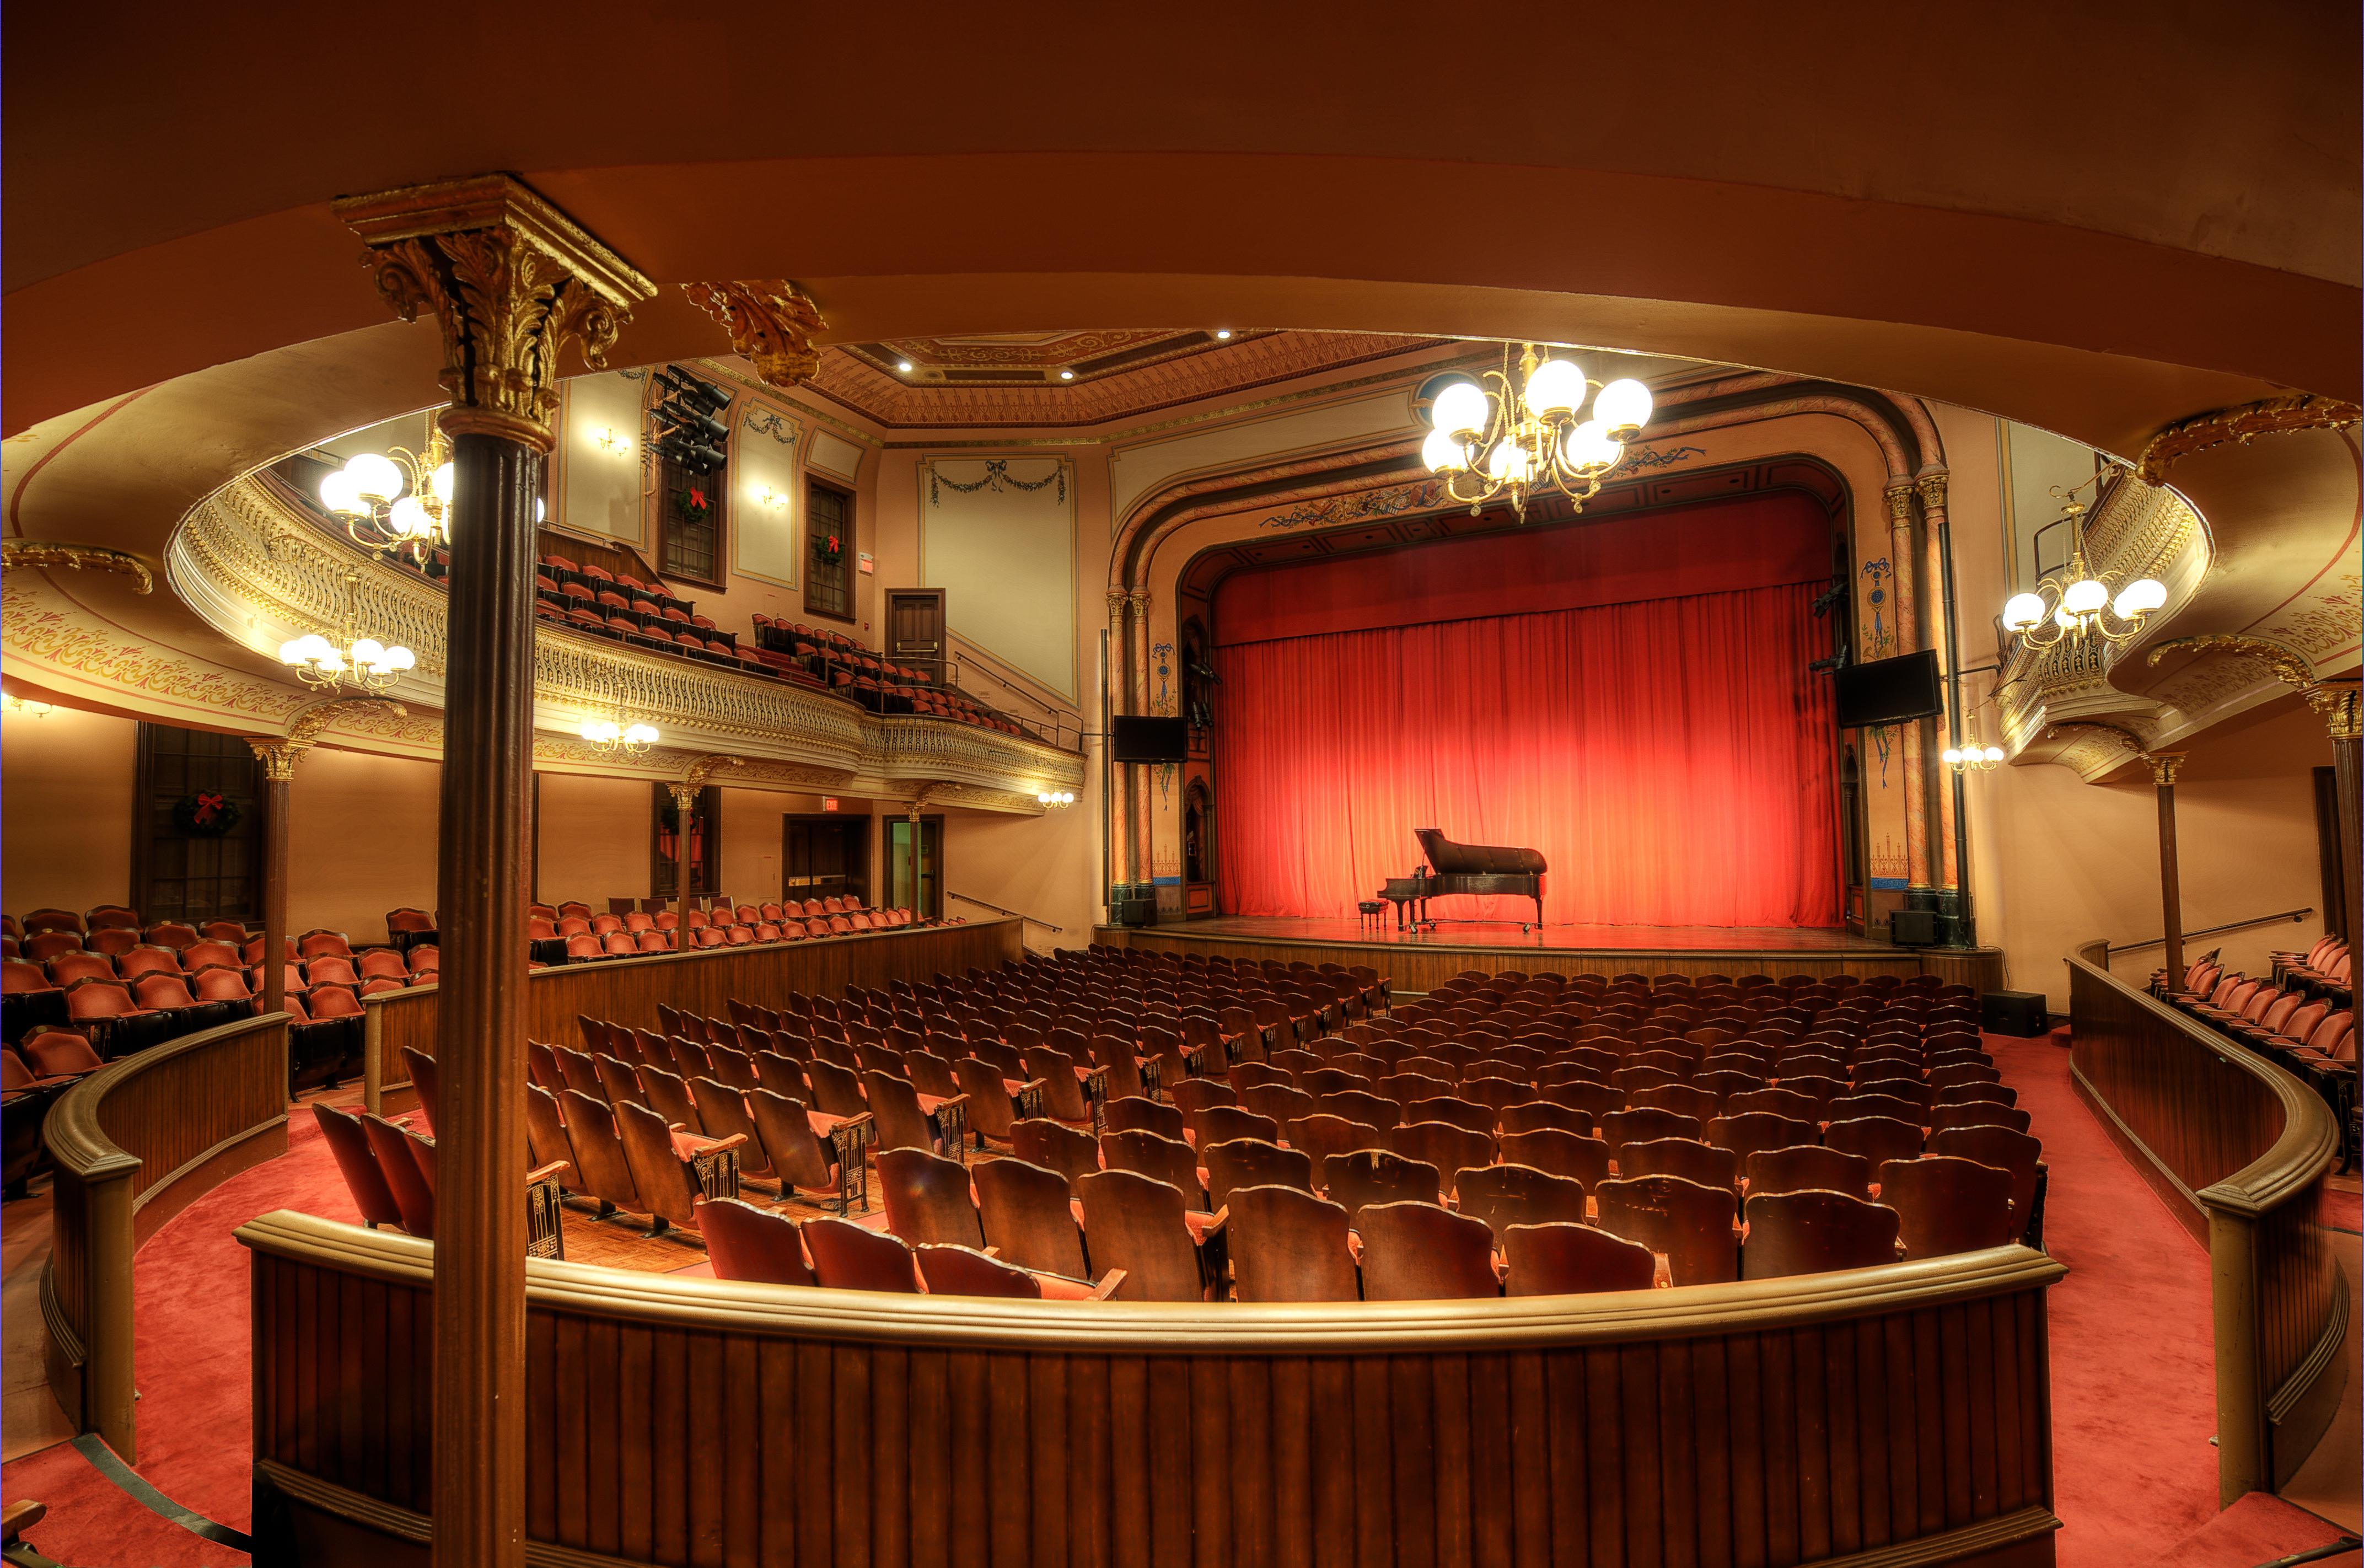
[1421,344,1656,519]
[579,691,660,757]
[318,421,455,556]
[277,568,416,694]
[2000,490,2167,650]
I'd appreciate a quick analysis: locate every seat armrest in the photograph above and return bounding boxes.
[525,1160,571,1185]
[1200,1204,1230,1240]
[1089,1269,1128,1301]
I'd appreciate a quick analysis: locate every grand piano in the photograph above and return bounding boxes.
[1378,828,1548,932]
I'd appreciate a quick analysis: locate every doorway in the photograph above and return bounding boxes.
[885,588,947,684]
[782,814,870,908]
[888,814,943,919]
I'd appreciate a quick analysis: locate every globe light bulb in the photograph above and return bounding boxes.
[2113,578,2167,617]
[2001,593,2046,630]
[534,497,546,523]
[2061,577,2109,614]
[431,462,456,505]
[278,637,307,664]
[315,647,347,673]
[1983,746,2007,764]
[343,453,402,503]
[1420,427,1471,474]
[1561,420,1620,473]
[319,470,364,515]
[2054,604,2078,630]
[625,724,659,745]
[1593,378,1654,437]
[350,638,386,665]
[1486,441,1534,484]
[1430,380,1489,440]
[388,497,429,538]
[1942,747,1965,766]
[385,647,415,671]
[1522,357,1585,417]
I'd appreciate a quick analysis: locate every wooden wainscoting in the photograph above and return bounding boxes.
[40,1012,290,1463]
[2066,944,2345,1500]
[363,919,1024,1113]
[242,1210,2065,1568]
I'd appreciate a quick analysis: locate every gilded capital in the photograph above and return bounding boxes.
[1106,589,1130,623]
[1884,486,1915,525]
[335,176,656,450]
[1915,472,1948,513]
[2302,677,2362,743]
[1126,589,1153,620]
[2146,751,2186,787]
[248,739,307,782]
[665,782,704,811]
[682,280,825,388]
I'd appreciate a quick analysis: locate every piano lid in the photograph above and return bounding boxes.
[1414,828,1548,877]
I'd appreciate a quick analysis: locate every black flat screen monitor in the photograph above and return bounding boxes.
[1834,649,1944,728]
[1110,715,1189,764]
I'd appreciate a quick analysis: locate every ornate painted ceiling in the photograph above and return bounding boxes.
[803,329,1444,428]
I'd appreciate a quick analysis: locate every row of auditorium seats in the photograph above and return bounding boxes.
[0,1033,106,1197]
[313,1094,574,1253]
[487,951,2040,1302]
[2161,935,2355,1162]
[754,616,1035,735]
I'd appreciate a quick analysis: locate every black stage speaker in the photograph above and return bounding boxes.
[1110,716,1188,764]
[1983,990,2050,1037]
[1111,883,1157,927]
[1889,909,1938,946]
[1834,649,1944,729]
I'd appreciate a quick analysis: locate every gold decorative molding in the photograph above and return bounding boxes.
[680,754,744,790]
[249,696,412,779]
[1,541,153,594]
[247,740,305,782]
[1884,486,1914,524]
[2137,393,2363,485]
[334,175,656,449]
[681,281,825,389]
[2147,633,2316,692]
[2303,675,2361,743]
[2146,751,2186,787]
[1914,472,1947,512]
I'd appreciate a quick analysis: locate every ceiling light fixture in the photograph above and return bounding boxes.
[1036,791,1076,808]
[1999,479,2167,651]
[317,419,454,557]
[1059,369,1074,380]
[1942,713,2008,774]
[578,690,659,756]
[277,568,416,694]
[1214,329,1232,340]
[896,361,915,373]
[1419,343,1654,522]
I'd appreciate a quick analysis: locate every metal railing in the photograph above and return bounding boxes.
[2103,907,2314,962]
[947,892,1062,932]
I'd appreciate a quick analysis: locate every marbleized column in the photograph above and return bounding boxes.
[2302,679,2361,996]
[1919,471,1972,944]
[1105,589,1131,896]
[1885,484,1932,912]
[337,176,651,1568]
[1128,589,1154,904]
[2150,753,2189,995]
[668,783,702,916]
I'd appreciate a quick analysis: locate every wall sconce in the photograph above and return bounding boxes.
[1036,791,1075,808]
[594,427,630,455]
[755,486,788,511]
[3,694,55,717]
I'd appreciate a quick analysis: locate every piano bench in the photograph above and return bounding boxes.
[1356,900,1387,932]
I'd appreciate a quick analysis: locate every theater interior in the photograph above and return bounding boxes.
[0,6,2357,1567]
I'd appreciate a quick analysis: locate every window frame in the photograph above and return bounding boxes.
[803,476,857,624]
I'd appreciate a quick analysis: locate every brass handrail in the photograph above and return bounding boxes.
[946,892,1062,932]
[2103,907,2315,960]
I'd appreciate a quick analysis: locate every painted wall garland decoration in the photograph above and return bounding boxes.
[743,407,799,447]
[927,458,1067,506]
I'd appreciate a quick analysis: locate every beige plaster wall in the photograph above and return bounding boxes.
[285,746,440,945]
[943,804,1094,954]
[2,705,137,919]
[535,772,651,911]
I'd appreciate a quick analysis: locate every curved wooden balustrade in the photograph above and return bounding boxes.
[2066,942,2345,1501]
[240,1210,2066,1568]
[40,1012,290,1463]
[363,917,1025,1114]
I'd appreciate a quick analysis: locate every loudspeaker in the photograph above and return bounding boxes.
[1111,884,1157,927]
[1982,990,2050,1037]
[1889,910,1938,946]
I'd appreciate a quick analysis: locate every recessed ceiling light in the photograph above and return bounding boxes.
[1059,369,1074,380]
[1215,329,1232,340]
[896,361,914,373]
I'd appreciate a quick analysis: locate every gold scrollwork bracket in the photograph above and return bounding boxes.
[335,175,657,450]
[671,754,744,807]
[2137,394,2362,485]
[681,280,826,389]
[2148,634,2360,743]
[248,696,411,780]
[1,541,153,593]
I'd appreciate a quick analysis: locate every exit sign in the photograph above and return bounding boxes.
[821,797,839,812]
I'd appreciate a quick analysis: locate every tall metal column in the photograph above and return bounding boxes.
[2150,753,2188,995]
[338,176,651,1568]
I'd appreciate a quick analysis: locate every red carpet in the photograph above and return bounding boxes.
[2152,1492,2354,1567]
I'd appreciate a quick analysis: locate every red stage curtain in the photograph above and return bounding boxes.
[1211,582,1839,928]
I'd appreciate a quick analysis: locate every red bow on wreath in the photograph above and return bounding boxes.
[826,535,840,552]
[192,792,225,825]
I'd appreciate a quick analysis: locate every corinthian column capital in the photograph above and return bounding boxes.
[335,175,656,451]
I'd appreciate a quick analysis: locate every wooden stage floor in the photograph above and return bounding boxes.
[1095,915,1993,989]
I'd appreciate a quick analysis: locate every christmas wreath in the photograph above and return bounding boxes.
[671,485,712,525]
[812,529,845,567]
[173,791,243,837]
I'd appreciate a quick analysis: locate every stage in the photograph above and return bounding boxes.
[1094,916,2004,992]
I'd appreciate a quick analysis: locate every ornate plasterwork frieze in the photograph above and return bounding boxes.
[683,280,825,389]
[2137,394,2362,485]
[1,541,154,594]
[127,476,1083,813]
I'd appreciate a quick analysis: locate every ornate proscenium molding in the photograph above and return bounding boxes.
[1,542,153,594]
[334,175,657,449]
[249,696,411,779]
[2137,394,2362,485]
[682,281,825,389]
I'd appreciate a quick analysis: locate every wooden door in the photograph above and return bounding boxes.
[885,588,947,682]
[782,815,871,907]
